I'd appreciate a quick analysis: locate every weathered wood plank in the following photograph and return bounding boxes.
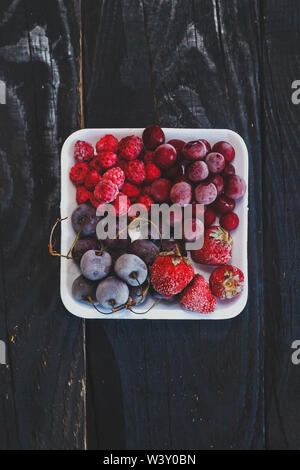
[83,0,264,449]
[261,0,300,450]
[0,0,85,449]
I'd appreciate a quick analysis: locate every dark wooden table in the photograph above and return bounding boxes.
[0,0,299,450]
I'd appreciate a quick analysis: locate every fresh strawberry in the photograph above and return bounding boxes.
[209,265,244,300]
[191,225,232,265]
[150,248,194,298]
[180,274,216,313]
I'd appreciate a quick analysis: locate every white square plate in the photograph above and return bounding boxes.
[61,128,248,320]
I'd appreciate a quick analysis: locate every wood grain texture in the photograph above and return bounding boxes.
[83,0,264,449]
[261,0,300,450]
[0,0,85,449]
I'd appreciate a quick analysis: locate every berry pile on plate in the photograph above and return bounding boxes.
[68,126,247,314]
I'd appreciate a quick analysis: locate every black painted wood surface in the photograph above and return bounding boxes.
[0,0,299,450]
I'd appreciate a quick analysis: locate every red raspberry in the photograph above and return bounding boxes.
[111,193,131,216]
[74,140,94,162]
[115,158,127,171]
[122,182,141,198]
[89,193,101,209]
[136,195,154,212]
[102,167,125,189]
[89,155,103,173]
[84,170,101,190]
[94,180,119,203]
[145,162,161,183]
[125,160,146,184]
[119,135,143,160]
[69,162,89,186]
[97,151,117,170]
[96,134,118,153]
[76,186,91,204]
[180,274,216,313]
[144,150,155,164]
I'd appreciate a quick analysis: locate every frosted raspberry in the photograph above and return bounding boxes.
[119,135,143,160]
[94,180,119,203]
[144,150,155,164]
[84,170,101,190]
[96,134,119,153]
[74,140,94,162]
[76,186,91,204]
[89,193,101,209]
[102,167,125,189]
[111,193,131,216]
[97,151,117,170]
[136,195,154,212]
[122,182,141,198]
[69,162,89,186]
[145,162,161,183]
[125,160,146,184]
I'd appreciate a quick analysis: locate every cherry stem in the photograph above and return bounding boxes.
[48,216,85,260]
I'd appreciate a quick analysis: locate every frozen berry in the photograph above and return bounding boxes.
[212,141,235,162]
[224,175,246,200]
[72,275,96,302]
[84,170,101,190]
[205,152,225,173]
[222,163,235,177]
[80,249,112,281]
[194,182,217,205]
[94,180,119,203]
[76,186,91,204]
[74,140,94,162]
[96,134,118,154]
[200,139,211,153]
[182,140,207,161]
[150,178,171,203]
[145,162,161,183]
[72,237,101,261]
[115,254,148,286]
[110,193,131,216]
[154,144,177,169]
[183,218,204,242]
[89,155,103,173]
[170,182,192,207]
[143,185,152,196]
[122,182,141,198]
[70,162,89,186]
[71,203,102,237]
[119,135,143,160]
[210,265,244,300]
[125,160,146,184]
[129,239,159,265]
[142,125,165,150]
[96,276,129,309]
[102,167,125,189]
[204,207,216,227]
[186,161,209,182]
[180,274,216,313]
[136,194,154,212]
[220,212,239,230]
[163,164,183,180]
[213,194,235,214]
[167,139,185,160]
[97,151,117,170]
[207,174,224,195]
